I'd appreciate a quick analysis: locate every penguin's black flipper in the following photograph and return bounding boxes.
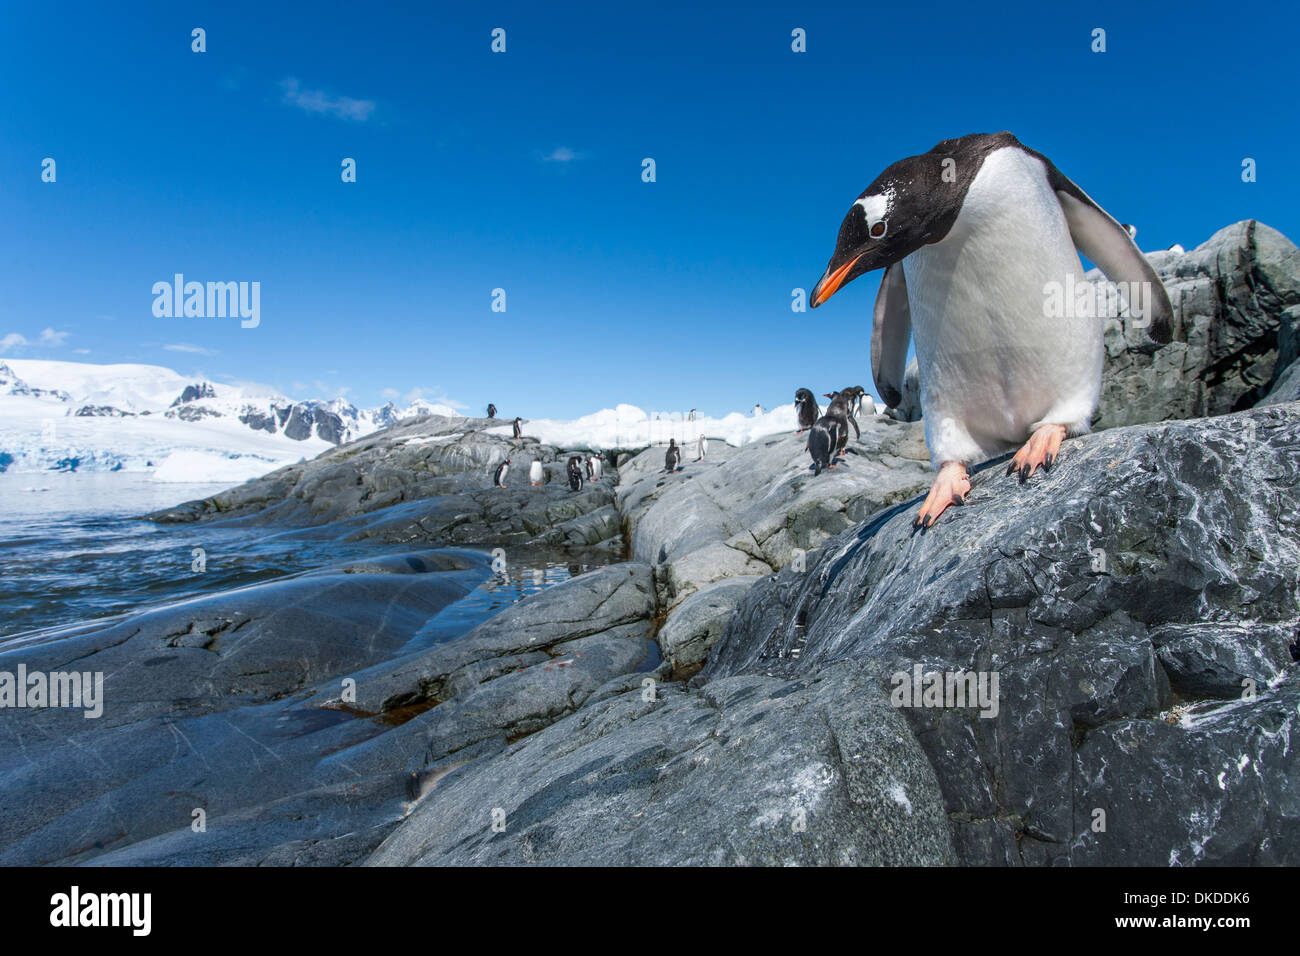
[1033,151,1174,345]
[871,263,912,409]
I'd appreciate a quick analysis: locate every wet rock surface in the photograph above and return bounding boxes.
[0,556,656,865]
[368,661,955,866]
[703,404,1300,865]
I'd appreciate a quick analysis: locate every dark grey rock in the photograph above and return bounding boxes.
[170,404,220,422]
[313,409,346,444]
[702,403,1300,864]
[617,416,931,610]
[238,405,277,433]
[0,557,657,866]
[74,404,133,417]
[283,404,315,440]
[1260,303,1300,405]
[656,575,763,676]
[144,417,613,548]
[326,562,657,716]
[366,661,955,866]
[170,382,217,406]
[1094,221,1300,429]
[1259,352,1300,406]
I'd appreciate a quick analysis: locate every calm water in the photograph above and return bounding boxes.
[0,472,612,642]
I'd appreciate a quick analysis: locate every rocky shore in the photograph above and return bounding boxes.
[1,220,1296,866]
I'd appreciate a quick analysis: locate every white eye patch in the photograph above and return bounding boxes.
[854,191,892,238]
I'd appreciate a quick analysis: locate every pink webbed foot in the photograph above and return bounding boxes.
[1006,424,1067,483]
[916,461,971,529]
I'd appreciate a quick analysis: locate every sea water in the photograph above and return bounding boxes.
[0,472,612,644]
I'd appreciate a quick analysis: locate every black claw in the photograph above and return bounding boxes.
[1019,463,1031,482]
[1005,461,1016,477]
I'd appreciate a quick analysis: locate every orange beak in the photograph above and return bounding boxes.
[810,254,861,308]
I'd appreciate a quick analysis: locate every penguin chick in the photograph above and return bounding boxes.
[794,388,820,433]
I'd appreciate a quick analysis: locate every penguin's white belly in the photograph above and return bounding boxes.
[902,148,1103,467]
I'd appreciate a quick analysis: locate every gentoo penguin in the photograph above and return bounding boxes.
[821,390,860,458]
[512,416,523,439]
[529,459,544,486]
[810,131,1172,527]
[493,459,510,488]
[841,385,869,419]
[695,434,708,461]
[567,455,585,491]
[1167,243,1185,254]
[589,453,603,481]
[752,403,765,416]
[807,408,840,476]
[794,388,820,433]
[688,408,696,421]
[486,403,497,419]
[585,455,595,481]
[664,439,681,473]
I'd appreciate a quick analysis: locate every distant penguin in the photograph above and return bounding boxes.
[751,403,765,416]
[529,459,544,486]
[794,388,820,433]
[664,439,681,473]
[493,459,510,488]
[590,453,603,481]
[486,403,497,419]
[809,131,1172,527]
[585,455,595,481]
[696,434,708,461]
[567,456,585,491]
[1167,243,1185,254]
[512,417,522,439]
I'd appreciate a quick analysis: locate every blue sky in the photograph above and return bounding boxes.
[1,0,1296,418]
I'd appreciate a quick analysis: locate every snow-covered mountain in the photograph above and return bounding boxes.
[0,358,882,483]
[0,359,455,480]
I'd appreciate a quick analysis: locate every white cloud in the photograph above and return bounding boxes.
[541,146,581,163]
[164,343,217,355]
[1,328,69,352]
[280,77,375,122]
[316,380,351,399]
[381,387,400,399]
[404,386,466,409]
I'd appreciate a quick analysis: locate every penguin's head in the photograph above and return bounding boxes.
[811,157,955,307]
